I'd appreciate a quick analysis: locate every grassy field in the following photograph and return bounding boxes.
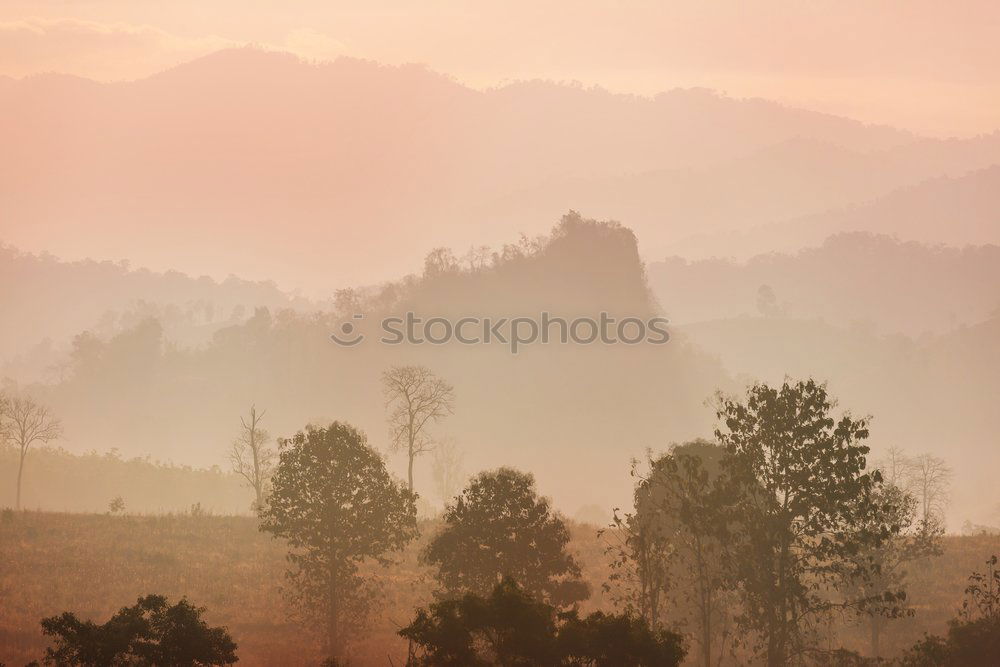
[1,510,997,665]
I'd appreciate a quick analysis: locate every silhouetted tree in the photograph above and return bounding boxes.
[382,365,455,494]
[715,379,901,666]
[841,481,943,659]
[423,467,589,607]
[423,247,460,278]
[401,576,559,666]
[605,469,672,631]
[399,576,685,666]
[756,284,780,317]
[39,594,237,666]
[962,554,1000,622]
[606,441,733,666]
[558,609,687,667]
[259,422,418,657]
[108,496,126,515]
[229,404,274,511]
[3,393,62,510]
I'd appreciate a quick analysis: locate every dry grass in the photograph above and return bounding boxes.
[1,511,997,665]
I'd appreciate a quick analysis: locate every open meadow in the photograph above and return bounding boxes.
[2,510,997,665]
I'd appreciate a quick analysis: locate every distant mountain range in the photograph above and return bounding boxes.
[666,165,1000,258]
[4,47,996,291]
[649,230,1000,335]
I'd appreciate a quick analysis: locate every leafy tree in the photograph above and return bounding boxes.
[400,576,559,666]
[604,459,672,630]
[840,482,942,659]
[604,439,734,667]
[423,467,589,607]
[714,379,900,666]
[558,609,687,666]
[399,576,685,666]
[259,422,418,657]
[39,594,237,666]
[646,441,733,666]
[108,495,126,515]
[962,554,1000,622]
[382,365,455,494]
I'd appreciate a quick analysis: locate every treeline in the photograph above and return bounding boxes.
[0,242,309,374]
[9,215,725,517]
[19,377,985,665]
[649,232,1000,335]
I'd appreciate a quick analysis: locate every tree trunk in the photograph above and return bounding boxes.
[767,627,783,667]
[702,596,712,667]
[16,449,26,510]
[870,614,881,660]
[328,578,341,659]
[407,448,414,493]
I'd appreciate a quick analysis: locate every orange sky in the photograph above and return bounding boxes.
[1,0,999,137]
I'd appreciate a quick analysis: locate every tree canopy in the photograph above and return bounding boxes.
[39,594,237,666]
[423,467,589,607]
[259,421,418,656]
[400,576,685,666]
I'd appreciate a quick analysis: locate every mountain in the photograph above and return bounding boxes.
[0,47,940,291]
[0,243,311,375]
[666,164,1000,258]
[19,214,730,516]
[648,232,1000,335]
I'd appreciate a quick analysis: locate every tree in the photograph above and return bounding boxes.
[756,284,780,317]
[400,576,559,666]
[604,490,672,633]
[399,576,685,666]
[39,594,237,666]
[3,394,62,510]
[908,454,953,529]
[259,422,418,657]
[382,365,455,494]
[558,609,687,667]
[431,437,465,506]
[229,405,275,512]
[108,496,127,516]
[841,482,943,659]
[876,446,915,489]
[423,467,589,607]
[714,379,900,666]
[605,441,733,666]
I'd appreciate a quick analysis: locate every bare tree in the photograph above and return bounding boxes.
[431,437,465,505]
[908,454,953,527]
[4,394,62,510]
[229,405,275,512]
[382,365,455,494]
[877,446,916,490]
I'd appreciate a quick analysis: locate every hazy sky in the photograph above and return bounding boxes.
[2,0,999,137]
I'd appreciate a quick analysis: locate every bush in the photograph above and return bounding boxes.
[39,594,237,666]
[400,576,684,666]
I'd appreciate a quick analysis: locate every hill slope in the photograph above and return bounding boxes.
[0,47,945,290]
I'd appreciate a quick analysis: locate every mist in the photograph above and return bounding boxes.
[2,3,1000,665]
